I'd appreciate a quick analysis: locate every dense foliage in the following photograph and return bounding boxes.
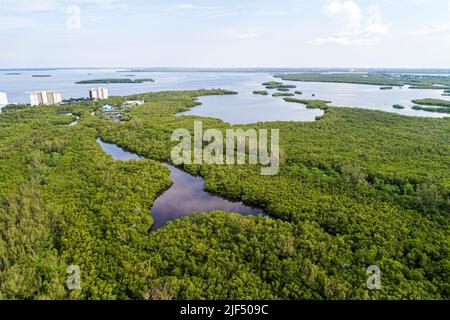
[0,89,449,300]
[412,99,450,107]
[277,73,450,91]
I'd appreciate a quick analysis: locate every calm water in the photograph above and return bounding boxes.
[1,69,450,123]
[96,138,265,230]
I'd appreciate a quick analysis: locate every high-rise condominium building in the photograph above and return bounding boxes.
[89,87,109,100]
[0,92,8,112]
[0,92,8,106]
[29,91,62,106]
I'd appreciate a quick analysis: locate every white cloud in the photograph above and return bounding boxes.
[410,0,450,36]
[0,17,36,29]
[0,0,59,12]
[214,28,260,40]
[173,4,197,10]
[411,23,450,36]
[315,1,389,46]
[324,0,362,29]
[0,0,126,12]
[234,31,259,40]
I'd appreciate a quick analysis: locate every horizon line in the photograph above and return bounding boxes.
[1,67,450,71]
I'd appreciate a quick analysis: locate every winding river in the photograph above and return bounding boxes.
[96,138,266,230]
[65,113,80,126]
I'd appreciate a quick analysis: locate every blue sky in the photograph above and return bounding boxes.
[1,0,450,68]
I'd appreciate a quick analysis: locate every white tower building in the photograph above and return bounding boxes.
[89,87,109,100]
[0,92,8,112]
[29,91,62,106]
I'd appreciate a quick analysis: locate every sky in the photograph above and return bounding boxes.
[1,0,450,68]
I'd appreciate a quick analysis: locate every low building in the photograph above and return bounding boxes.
[123,100,144,107]
[90,87,109,100]
[29,91,62,106]
[102,104,113,112]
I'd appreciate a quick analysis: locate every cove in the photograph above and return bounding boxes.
[96,138,266,230]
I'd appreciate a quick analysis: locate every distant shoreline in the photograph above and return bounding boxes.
[1,67,450,74]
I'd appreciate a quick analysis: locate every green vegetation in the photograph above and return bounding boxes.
[412,105,450,114]
[0,89,449,300]
[393,104,405,109]
[272,92,294,97]
[276,73,450,91]
[263,82,296,90]
[412,99,450,108]
[253,90,269,96]
[76,78,155,84]
[135,78,155,83]
[262,81,283,87]
[295,91,303,95]
[283,98,331,110]
[277,73,403,86]
[277,88,291,92]
[1,104,30,112]
[409,85,450,90]
[410,99,450,114]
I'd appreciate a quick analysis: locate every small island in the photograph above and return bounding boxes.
[380,86,393,90]
[32,75,51,78]
[253,90,269,95]
[412,98,450,108]
[76,78,155,84]
[295,91,303,95]
[5,73,21,75]
[411,98,450,113]
[272,92,294,97]
[393,104,405,109]
[262,81,296,90]
[412,105,450,114]
[283,98,331,110]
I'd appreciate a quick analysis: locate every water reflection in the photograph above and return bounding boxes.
[151,163,265,230]
[96,138,266,230]
[97,138,141,160]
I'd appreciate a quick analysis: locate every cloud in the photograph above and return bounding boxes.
[233,31,259,40]
[212,28,260,40]
[324,0,362,29]
[410,0,450,36]
[315,1,389,46]
[0,0,126,12]
[411,24,450,36]
[173,4,197,10]
[0,17,36,29]
[0,0,59,12]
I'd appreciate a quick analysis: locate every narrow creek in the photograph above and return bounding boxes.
[96,138,267,230]
[65,113,80,126]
